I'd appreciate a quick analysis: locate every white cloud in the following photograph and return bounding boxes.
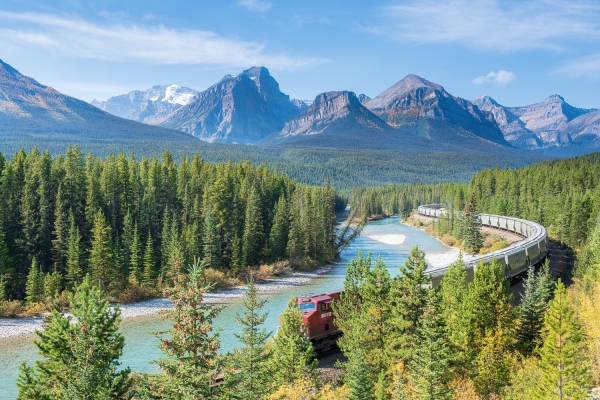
[554,53,600,78]
[473,70,516,86]
[237,0,272,13]
[377,0,600,52]
[0,11,321,70]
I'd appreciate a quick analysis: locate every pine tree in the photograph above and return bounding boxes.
[51,185,69,273]
[286,193,305,262]
[517,263,555,355]
[269,294,317,389]
[65,213,83,290]
[202,206,220,270]
[25,259,44,305]
[89,211,114,292]
[406,293,453,400]
[242,187,263,268]
[536,280,591,399]
[16,276,131,399]
[346,351,374,400]
[463,192,483,254]
[151,258,223,399]
[226,277,271,399]
[391,245,431,358]
[43,271,62,305]
[334,253,395,385]
[128,224,142,284]
[269,195,289,261]
[437,255,473,369]
[0,223,14,299]
[142,233,155,289]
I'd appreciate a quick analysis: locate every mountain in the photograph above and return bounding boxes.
[364,75,508,147]
[291,98,312,112]
[0,59,198,143]
[357,94,371,104]
[91,85,198,125]
[159,66,301,144]
[473,95,598,149]
[262,91,394,147]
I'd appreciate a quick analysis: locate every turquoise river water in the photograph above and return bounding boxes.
[0,217,447,398]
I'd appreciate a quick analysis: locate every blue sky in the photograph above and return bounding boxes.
[1,0,599,108]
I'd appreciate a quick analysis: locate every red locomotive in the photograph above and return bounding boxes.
[297,289,343,353]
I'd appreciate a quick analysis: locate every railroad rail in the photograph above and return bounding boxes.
[417,204,548,287]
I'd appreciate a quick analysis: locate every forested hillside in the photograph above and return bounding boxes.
[343,153,600,397]
[0,146,338,303]
[0,136,543,190]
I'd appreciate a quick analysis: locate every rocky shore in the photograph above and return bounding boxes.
[0,264,335,340]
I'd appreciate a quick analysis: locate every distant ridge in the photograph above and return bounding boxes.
[473,95,599,149]
[91,85,198,125]
[0,59,198,143]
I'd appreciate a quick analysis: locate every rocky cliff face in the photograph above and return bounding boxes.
[0,59,197,142]
[160,66,300,143]
[473,94,597,149]
[278,91,390,137]
[365,75,508,146]
[91,85,198,125]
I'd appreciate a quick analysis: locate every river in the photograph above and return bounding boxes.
[0,217,447,398]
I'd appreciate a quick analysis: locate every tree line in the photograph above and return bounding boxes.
[0,146,339,307]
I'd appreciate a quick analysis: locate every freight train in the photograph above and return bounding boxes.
[417,204,548,287]
[298,205,548,352]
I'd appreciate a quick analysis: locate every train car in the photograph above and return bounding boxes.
[417,205,548,285]
[298,290,343,353]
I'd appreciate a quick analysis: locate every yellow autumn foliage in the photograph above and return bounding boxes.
[572,277,600,385]
[268,376,349,400]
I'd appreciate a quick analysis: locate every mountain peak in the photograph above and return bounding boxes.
[544,94,565,102]
[472,95,500,107]
[365,74,445,110]
[398,74,442,90]
[0,59,22,77]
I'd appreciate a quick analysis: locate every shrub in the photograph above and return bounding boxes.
[482,240,510,254]
[441,235,456,247]
[20,302,48,317]
[203,268,230,290]
[1,300,23,317]
[115,283,157,303]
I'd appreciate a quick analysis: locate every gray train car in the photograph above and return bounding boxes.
[417,205,548,288]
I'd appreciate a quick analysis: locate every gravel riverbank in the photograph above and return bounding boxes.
[0,264,336,340]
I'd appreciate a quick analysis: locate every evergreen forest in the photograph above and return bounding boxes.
[5,148,600,399]
[0,146,338,306]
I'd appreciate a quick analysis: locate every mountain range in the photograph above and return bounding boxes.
[472,95,599,150]
[1,57,598,155]
[0,59,197,143]
[90,85,198,125]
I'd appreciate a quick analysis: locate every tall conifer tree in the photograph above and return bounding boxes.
[17,276,131,399]
[142,233,155,289]
[536,280,591,399]
[65,213,83,289]
[226,277,271,399]
[89,211,114,292]
[151,258,223,399]
[269,295,317,389]
[242,187,263,268]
